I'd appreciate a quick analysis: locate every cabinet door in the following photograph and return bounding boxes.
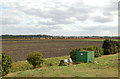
[77,52,86,62]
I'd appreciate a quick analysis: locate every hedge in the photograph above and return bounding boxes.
[86,46,104,57]
[102,39,120,55]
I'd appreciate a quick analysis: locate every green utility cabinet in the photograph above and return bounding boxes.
[76,51,95,63]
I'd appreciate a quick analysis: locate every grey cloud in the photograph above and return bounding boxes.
[92,16,113,23]
[1,17,20,25]
[102,1,118,17]
[82,25,117,31]
[75,25,117,36]
[105,1,118,11]
[2,25,63,35]
[14,1,93,25]
[7,0,115,25]
[0,0,118,36]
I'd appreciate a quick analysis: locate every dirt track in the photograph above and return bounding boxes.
[2,39,103,62]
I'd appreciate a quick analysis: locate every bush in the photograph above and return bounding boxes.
[27,52,44,68]
[102,39,120,55]
[70,48,82,62]
[2,52,12,76]
[112,41,120,52]
[86,46,104,57]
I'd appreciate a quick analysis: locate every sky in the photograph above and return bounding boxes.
[0,0,119,36]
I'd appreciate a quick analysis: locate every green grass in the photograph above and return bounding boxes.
[80,39,120,41]
[9,55,70,73]
[4,39,119,42]
[54,39,120,41]
[7,54,118,77]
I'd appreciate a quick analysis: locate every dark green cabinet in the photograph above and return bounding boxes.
[76,51,95,63]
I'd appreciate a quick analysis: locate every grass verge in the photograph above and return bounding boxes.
[7,54,118,77]
[9,55,70,73]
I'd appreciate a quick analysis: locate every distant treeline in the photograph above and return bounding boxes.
[1,35,53,39]
[0,34,119,39]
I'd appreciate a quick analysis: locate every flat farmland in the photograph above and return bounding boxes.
[2,39,103,62]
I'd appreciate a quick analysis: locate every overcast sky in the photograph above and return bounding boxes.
[0,0,119,36]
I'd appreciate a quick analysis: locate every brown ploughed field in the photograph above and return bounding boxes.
[2,39,103,62]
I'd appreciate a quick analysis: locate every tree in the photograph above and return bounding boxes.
[27,52,44,68]
[2,53,12,76]
[102,39,119,54]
